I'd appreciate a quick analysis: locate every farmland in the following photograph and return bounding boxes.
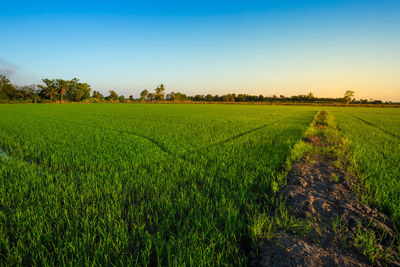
[330,107,400,226]
[0,104,399,265]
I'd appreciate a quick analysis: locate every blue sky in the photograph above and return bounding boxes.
[1,0,399,100]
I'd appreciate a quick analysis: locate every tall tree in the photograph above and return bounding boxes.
[167,92,187,101]
[205,94,213,101]
[193,94,204,101]
[140,89,149,101]
[108,90,118,101]
[166,91,175,101]
[175,92,187,101]
[92,90,104,99]
[38,79,58,101]
[66,79,91,101]
[147,93,157,101]
[0,74,16,99]
[15,85,37,100]
[119,95,126,102]
[0,74,10,86]
[344,90,355,104]
[56,79,69,102]
[155,84,165,100]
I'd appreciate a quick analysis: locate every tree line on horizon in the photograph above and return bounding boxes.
[0,74,391,104]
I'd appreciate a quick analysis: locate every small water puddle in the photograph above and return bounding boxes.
[0,149,11,161]
[0,149,46,178]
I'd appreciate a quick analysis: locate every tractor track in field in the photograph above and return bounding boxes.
[186,114,298,154]
[4,110,296,179]
[11,111,172,154]
[346,112,400,140]
[11,110,297,161]
[60,109,296,156]
[250,111,400,267]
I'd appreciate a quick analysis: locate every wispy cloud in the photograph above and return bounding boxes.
[0,58,18,78]
[0,57,40,85]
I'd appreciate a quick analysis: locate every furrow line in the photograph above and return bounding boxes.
[11,111,172,154]
[187,114,301,154]
[346,112,400,140]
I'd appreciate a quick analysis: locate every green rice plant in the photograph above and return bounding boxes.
[354,223,388,264]
[251,214,275,240]
[331,215,349,247]
[274,202,313,236]
[331,173,339,183]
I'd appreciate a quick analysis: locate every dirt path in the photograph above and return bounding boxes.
[250,111,399,266]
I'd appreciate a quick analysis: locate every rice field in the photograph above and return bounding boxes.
[0,104,399,265]
[0,104,316,265]
[330,107,400,227]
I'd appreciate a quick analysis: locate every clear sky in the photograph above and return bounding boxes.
[1,0,399,101]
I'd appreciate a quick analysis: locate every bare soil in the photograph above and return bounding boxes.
[250,113,399,267]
